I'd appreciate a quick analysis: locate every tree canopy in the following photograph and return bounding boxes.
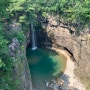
[6,0,90,24]
[0,0,90,90]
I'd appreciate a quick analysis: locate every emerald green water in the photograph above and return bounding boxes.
[26,48,67,90]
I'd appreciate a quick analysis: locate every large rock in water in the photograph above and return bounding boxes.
[43,15,90,88]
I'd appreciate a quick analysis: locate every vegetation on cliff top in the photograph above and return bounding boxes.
[7,0,90,23]
[0,0,90,90]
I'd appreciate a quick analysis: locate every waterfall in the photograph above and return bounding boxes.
[31,23,37,50]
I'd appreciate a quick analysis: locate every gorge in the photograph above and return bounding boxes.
[27,23,67,90]
[0,0,90,90]
[3,15,90,90]
[26,15,89,90]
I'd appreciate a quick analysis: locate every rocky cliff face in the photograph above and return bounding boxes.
[8,23,32,90]
[42,15,90,88]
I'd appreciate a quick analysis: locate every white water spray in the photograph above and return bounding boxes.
[31,23,37,50]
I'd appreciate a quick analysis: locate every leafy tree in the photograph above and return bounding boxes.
[0,0,90,89]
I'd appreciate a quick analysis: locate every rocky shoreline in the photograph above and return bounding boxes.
[31,47,86,90]
[52,48,86,90]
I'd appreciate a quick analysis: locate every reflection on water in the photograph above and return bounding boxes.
[26,48,67,90]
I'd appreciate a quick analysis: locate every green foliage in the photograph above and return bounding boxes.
[0,1,17,90]
[0,27,15,90]
[0,0,9,20]
[14,31,25,44]
[86,83,90,90]
[19,15,27,23]
[0,0,90,90]
[0,58,5,68]
[58,0,90,23]
[42,12,47,17]
[8,0,90,25]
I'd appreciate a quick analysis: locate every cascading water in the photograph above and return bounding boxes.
[31,23,37,50]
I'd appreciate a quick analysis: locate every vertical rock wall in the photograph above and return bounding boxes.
[41,15,90,88]
[9,23,32,90]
